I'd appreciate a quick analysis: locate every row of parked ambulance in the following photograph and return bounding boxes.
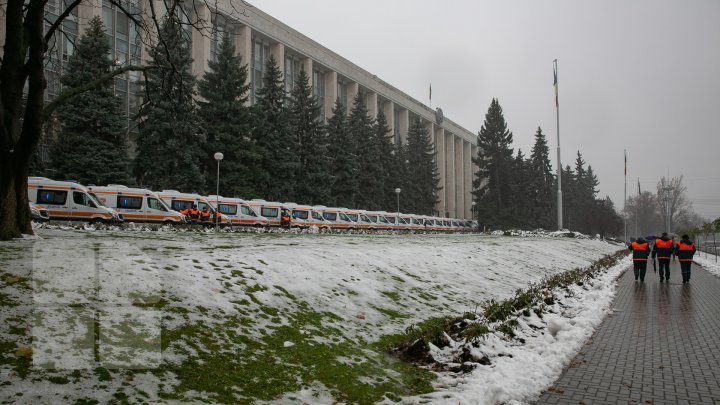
[27,177,478,232]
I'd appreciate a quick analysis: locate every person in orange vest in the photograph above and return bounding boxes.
[652,232,674,283]
[280,209,291,230]
[629,237,651,282]
[188,204,200,224]
[676,234,696,284]
[178,206,189,221]
[199,206,212,225]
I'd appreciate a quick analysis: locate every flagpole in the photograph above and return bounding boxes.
[635,177,639,237]
[624,149,627,243]
[554,59,563,230]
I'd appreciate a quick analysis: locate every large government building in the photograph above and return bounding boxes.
[9,0,479,219]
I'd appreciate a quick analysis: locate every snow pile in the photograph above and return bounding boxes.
[695,253,720,277]
[394,255,631,405]
[489,229,593,239]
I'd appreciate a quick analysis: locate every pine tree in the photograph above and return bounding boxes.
[390,142,410,213]
[197,35,259,198]
[373,110,397,211]
[560,164,576,229]
[133,14,204,192]
[349,93,381,209]
[326,99,357,207]
[509,149,531,228]
[50,17,130,185]
[528,127,555,229]
[406,117,440,214]
[288,69,331,205]
[472,99,514,228]
[252,55,296,201]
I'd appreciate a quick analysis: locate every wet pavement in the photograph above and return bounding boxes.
[535,260,720,405]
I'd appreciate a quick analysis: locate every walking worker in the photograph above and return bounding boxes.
[676,234,697,284]
[280,209,291,230]
[652,232,674,282]
[629,237,651,282]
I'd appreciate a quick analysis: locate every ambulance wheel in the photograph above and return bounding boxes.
[90,218,105,226]
[163,220,176,227]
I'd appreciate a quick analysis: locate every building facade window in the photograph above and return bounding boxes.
[284,55,300,94]
[251,38,268,104]
[102,0,141,137]
[44,0,79,100]
[210,16,232,62]
[312,69,325,121]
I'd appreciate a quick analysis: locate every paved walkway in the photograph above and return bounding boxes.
[535,260,720,405]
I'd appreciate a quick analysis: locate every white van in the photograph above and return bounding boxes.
[27,177,122,223]
[246,199,289,227]
[365,211,393,231]
[88,185,184,224]
[206,196,269,227]
[313,206,358,229]
[157,190,230,225]
[287,204,332,229]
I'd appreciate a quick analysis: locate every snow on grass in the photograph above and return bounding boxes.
[695,252,720,277]
[394,257,631,405]
[0,229,622,403]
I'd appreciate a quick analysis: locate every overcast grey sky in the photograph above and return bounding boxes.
[250,0,720,219]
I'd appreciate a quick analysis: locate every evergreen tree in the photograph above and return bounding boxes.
[390,142,410,213]
[133,14,204,192]
[288,69,331,205]
[472,99,514,228]
[559,164,575,229]
[509,149,531,228]
[326,99,357,207]
[405,117,440,214]
[252,55,296,201]
[528,127,555,229]
[373,110,397,211]
[349,93,381,209]
[197,35,259,198]
[50,17,131,185]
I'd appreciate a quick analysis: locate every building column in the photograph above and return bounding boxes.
[445,132,456,218]
[300,58,313,88]
[398,108,409,144]
[324,71,338,118]
[454,136,464,219]
[270,43,284,74]
[347,82,359,108]
[235,25,252,72]
[366,92,378,119]
[464,140,473,219]
[434,126,446,216]
[384,101,395,140]
[190,2,211,77]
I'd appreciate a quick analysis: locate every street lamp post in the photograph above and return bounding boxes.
[214,152,224,231]
[395,188,401,216]
[471,200,476,222]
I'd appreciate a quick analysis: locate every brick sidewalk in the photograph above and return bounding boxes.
[535,260,720,405]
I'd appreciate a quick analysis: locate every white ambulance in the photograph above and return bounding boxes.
[87,185,184,224]
[312,206,358,229]
[206,196,269,227]
[27,177,122,223]
[286,204,332,230]
[157,190,230,225]
[246,199,290,227]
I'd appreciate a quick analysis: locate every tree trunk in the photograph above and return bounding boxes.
[0,150,32,240]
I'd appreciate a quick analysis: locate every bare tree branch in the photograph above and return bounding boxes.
[43,0,83,45]
[42,64,157,121]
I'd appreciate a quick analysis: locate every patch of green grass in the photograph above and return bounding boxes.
[372,306,409,320]
[154,299,434,404]
[381,291,402,303]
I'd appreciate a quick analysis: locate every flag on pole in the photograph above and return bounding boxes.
[624,150,627,175]
[638,179,641,196]
[429,83,432,101]
[553,60,558,107]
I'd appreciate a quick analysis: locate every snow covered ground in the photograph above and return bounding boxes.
[695,251,720,277]
[0,229,624,404]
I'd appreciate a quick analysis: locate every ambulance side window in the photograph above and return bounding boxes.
[73,191,89,206]
[147,198,166,211]
[118,196,143,209]
[240,205,257,216]
[38,190,67,205]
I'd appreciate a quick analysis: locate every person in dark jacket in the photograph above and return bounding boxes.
[629,237,651,282]
[676,234,696,284]
[652,232,674,282]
